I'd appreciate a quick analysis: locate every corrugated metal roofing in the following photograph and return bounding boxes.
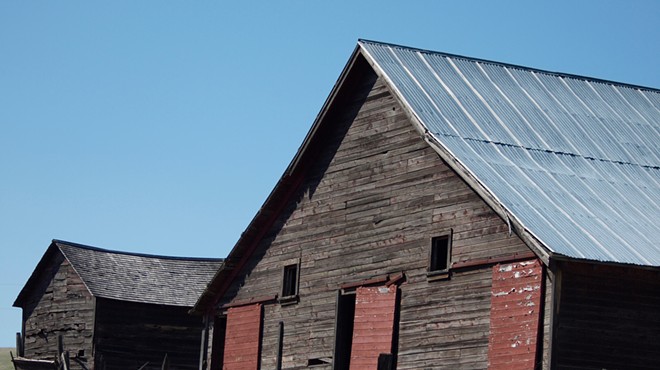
[43,240,222,307]
[359,40,660,266]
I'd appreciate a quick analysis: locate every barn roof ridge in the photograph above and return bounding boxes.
[359,40,660,266]
[192,40,660,314]
[358,39,660,93]
[52,239,224,262]
[16,239,224,308]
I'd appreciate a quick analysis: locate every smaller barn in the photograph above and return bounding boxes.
[13,240,223,370]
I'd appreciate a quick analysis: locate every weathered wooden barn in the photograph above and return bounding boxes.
[191,40,660,369]
[13,240,223,370]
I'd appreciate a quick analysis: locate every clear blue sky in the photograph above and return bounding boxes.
[1,1,658,347]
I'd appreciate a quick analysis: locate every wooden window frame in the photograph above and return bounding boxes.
[427,230,452,281]
[280,258,300,305]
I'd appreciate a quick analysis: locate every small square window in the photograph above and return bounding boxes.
[429,234,452,274]
[281,263,299,298]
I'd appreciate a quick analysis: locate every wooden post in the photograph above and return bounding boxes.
[161,353,169,370]
[15,332,24,357]
[57,335,64,359]
[10,351,18,370]
[61,351,70,370]
[199,316,209,370]
[57,335,64,370]
[276,321,284,370]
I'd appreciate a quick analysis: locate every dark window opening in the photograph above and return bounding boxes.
[429,234,452,274]
[282,264,299,298]
[307,358,332,367]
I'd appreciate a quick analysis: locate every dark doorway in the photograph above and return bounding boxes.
[209,317,226,370]
[333,291,356,370]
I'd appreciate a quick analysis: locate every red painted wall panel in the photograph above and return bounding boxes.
[350,285,397,370]
[488,259,543,369]
[223,304,262,370]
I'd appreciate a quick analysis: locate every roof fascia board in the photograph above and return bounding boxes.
[358,41,552,266]
[551,253,660,272]
[192,44,369,314]
[286,44,364,174]
[12,241,95,307]
[55,242,95,298]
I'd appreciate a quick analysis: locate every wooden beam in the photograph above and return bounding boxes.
[340,274,389,290]
[221,294,278,309]
[451,251,537,269]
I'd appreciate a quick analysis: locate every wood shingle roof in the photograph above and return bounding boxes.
[15,240,223,308]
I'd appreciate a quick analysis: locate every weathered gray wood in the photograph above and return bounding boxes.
[213,71,535,369]
[21,259,94,370]
[94,298,203,370]
[553,262,660,369]
[16,332,23,357]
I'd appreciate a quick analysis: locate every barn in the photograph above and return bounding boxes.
[13,240,223,370]
[192,40,660,369]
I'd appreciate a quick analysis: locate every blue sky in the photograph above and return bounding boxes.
[1,1,658,347]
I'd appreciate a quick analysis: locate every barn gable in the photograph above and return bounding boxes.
[194,40,660,370]
[14,240,224,370]
[359,40,660,266]
[197,52,542,369]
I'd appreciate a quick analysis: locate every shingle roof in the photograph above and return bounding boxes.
[359,40,660,266]
[16,240,223,307]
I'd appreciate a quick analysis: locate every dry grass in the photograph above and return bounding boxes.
[0,348,14,370]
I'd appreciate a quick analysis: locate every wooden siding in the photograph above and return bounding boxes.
[93,298,203,370]
[553,262,660,369]
[214,69,533,369]
[223,304,263,370]
[350,285,397,369]
[540,267,553,370]
[23,258,94,370]
[488,259,543,369]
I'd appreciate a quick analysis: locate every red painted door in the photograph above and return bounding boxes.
[223,304,262,370]
[349,285,398,370]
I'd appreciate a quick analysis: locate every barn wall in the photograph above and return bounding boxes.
[22,258,94,370]
[93,298,203,370]
[215,63,534,369]
[488,259,543,369]
[553,262,660,369]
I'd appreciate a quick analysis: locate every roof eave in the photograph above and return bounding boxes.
[13,241,63,307]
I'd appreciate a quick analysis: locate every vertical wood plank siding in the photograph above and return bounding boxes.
[216,69,533,368]
[350,285,397,369]
[488,259,543,369]
[554,262,660,369]
[23,258,94,370]
[223,304,263,370]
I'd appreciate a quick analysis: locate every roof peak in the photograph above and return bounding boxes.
[358,39,660,93]
[52,239,224,262]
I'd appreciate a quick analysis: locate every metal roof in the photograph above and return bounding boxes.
[15,240,224,307]
[359,40,660,266]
